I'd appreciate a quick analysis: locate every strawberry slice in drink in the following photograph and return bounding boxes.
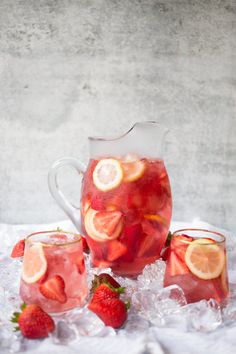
[167,234,193,276]
[107,241,128,262]
[39,275,67,304]
[171,234,193,261]
[168,251,190,276]
[84,208,123,242]
[119,224,142,261]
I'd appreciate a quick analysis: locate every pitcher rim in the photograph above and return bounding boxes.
[88,121,166,142]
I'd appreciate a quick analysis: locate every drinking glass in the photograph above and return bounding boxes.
[164,229,229,304]
[20,230,88,313]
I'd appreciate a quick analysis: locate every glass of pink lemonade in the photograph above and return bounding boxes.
[20,231,88,313]
[164,229,229,304]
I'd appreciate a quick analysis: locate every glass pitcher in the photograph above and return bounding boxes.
[48,121,172,276]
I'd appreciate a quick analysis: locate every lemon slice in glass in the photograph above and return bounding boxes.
[185,238,225,280]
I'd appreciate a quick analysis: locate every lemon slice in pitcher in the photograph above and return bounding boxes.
[93,158,123,192]
[185,238,225,280]
[121,154,146,182]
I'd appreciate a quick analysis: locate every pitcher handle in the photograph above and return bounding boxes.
[48,157,86,232]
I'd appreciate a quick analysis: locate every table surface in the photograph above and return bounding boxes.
[0,218,235,354]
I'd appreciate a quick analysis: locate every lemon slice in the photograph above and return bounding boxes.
[121,154,146,182]
[93,158,123,191]
[84,208,123,242]
[22,243,47,284]
[185,238,225,280]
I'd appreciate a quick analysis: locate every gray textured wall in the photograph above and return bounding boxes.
[0,0,235,230]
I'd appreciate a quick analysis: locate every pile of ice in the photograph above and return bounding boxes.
[1,255,236,353]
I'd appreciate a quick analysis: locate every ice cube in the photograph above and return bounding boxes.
[137,260,166,291]
[0,322,21,353]
[68,308,105,336]
[52,320,76,345]
[123,313,150,333]
[132,284,186,326]
[185,298,222,332]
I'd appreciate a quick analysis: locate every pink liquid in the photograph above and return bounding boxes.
[164,233,229,304]
[81,157,172,276]
[20,233,88,313]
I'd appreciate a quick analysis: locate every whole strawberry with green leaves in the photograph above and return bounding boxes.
[11,303,55,339]
[89,273,130,329]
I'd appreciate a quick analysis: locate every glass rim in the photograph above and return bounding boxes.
[25,230,82,247]
[172,228,226,245]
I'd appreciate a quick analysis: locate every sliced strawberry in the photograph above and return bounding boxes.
[77,257,85,274]
[94,210,123,237]
[168,252,190,276]
[107,241,128,262]
[91,273,121,292]
[85,208,124,242]
[39,275,67,304]
[88,297,128,329]
[81,237,90,253]
[171,234,193,261]
[11,239,25,258]
[119,224,142,261]
[137,233,155,257]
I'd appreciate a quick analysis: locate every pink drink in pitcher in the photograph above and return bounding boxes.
[48,122,172,276]
[81,155,172,276]
[20,231,88,313]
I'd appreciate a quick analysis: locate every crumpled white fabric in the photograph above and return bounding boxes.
[0,218,235,354]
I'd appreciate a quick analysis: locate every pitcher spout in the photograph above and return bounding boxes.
[89,121,169,159]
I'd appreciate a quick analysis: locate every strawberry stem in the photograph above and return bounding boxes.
[124,300,131,310]
[20,303,27,311]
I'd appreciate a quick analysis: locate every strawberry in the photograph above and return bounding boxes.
[39,275,67,303]
[88,298,127,328]
[81,237,90,253]
[168,252,190,276]
[11,239,25,258]
[119,224,142,261]
[77,257,85,274]
[11,303,55,339]
[88,297,128,329]
[91,283,124,302]
[171,234,193,261]
[93,210,123,237]
[107,241,128,261]
[91,273,121,291]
